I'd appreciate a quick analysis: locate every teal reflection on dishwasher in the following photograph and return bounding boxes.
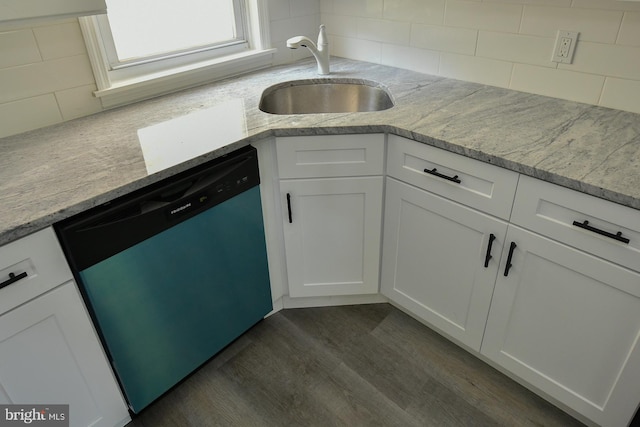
[79,186,272,412]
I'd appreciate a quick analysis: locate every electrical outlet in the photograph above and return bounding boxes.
[552,30,579,64]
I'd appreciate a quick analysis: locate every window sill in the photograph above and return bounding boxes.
[94,48,276,109]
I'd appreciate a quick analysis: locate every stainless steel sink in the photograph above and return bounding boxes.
[259,79,394,114]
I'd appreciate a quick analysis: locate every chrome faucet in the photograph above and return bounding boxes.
[286,25,330,75]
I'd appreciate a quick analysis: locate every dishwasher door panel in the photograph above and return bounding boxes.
[78,186,272,413]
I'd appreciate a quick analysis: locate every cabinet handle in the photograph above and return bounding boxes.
[423,168,461,184]
[504,242,517,277]
[0,271,28,290]
[572,220,630,244]
[484,234,496,268]
[286,193,293,224]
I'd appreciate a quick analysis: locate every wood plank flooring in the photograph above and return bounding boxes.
[126,303,585,426]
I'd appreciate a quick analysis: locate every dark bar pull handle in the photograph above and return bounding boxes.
[484,234,496,268]
[286,193,293,224]
[423,168,461,184]
[504,242,517,277]
[0,271,28,290]
[572,220,630,244]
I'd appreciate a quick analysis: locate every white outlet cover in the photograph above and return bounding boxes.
[552,30,579,64]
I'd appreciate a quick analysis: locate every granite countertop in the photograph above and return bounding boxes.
[1,58,639,246]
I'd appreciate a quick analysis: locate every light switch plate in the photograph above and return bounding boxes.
[552,30,579,64]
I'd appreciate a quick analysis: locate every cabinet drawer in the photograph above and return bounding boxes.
[511,175,640,272]
[387,135,518,220]
[276,134,385,178]
[0,227,73,316]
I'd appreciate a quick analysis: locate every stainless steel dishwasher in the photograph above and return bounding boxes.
[56,145,272,414]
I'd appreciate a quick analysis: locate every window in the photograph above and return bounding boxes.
[80,0,273,108]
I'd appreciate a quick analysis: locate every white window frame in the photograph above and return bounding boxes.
[80,0,274,108]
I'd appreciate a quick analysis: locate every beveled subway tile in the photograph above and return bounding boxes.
[411,24,477,56]
[600,77,640,114]
[381,44,440,75]
[55,84,103,121]
[0,95,62,138]
[33,21,86,60]
[334,0,383,18]
[511,63,604,104]
[0,29,41,69]
[445,1,523,33]
[618,12,640,46]
[561,42,640,81]
[383,0,445,25]
[521,5,623,43]
[439,53,512,87]
[358,18,411,45]
[477,31,556,68]
[0,55,94,104]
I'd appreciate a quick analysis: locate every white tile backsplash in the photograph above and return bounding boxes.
[520,6,623,43]
[357,18,411,44]
[32,21,86,60]
[600,77,640,114]
[411,24,477,55]
[0,95,62,137]
[0,55,94,104]
[321,0,640,114]
[380,43,440,75]
[562,42,640,80]
[291,0,320,17]
[55,84,102,120]
[570,0,640,12]
[439,53,513,87]
[330,35,382,63]
[0,29,41,69]
[618,12,640,46]
[476,32,556,68]
[268,0,291,21]
[383,0,445,25]
[510,64,605,104]
[334,0,383,18]
[445,1,523,33]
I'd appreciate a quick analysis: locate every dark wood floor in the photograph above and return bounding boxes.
[127,303,584,426]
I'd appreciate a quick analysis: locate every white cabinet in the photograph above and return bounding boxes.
[481,177,640,427]
[382,135,640,427]
[276,135,385,298]
[386,135,518,220]
[281,177,383,297]
[0,228,130,427]
[381,178,507,350]
[381,135,517,350]
[481,225,640,427]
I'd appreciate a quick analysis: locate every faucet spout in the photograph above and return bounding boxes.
[286,25,330,75]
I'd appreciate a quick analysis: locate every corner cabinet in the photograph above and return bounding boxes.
[0,228,130,427]
[276,135,385,298]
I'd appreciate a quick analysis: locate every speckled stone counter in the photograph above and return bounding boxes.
[1,58,639,245]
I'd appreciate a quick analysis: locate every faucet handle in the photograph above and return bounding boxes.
[318,24,328,46]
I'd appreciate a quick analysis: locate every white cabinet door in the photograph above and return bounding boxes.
[482,225,640,427]
[281,176,383,297]
[0,282,130,427]
[381,178,507,351]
